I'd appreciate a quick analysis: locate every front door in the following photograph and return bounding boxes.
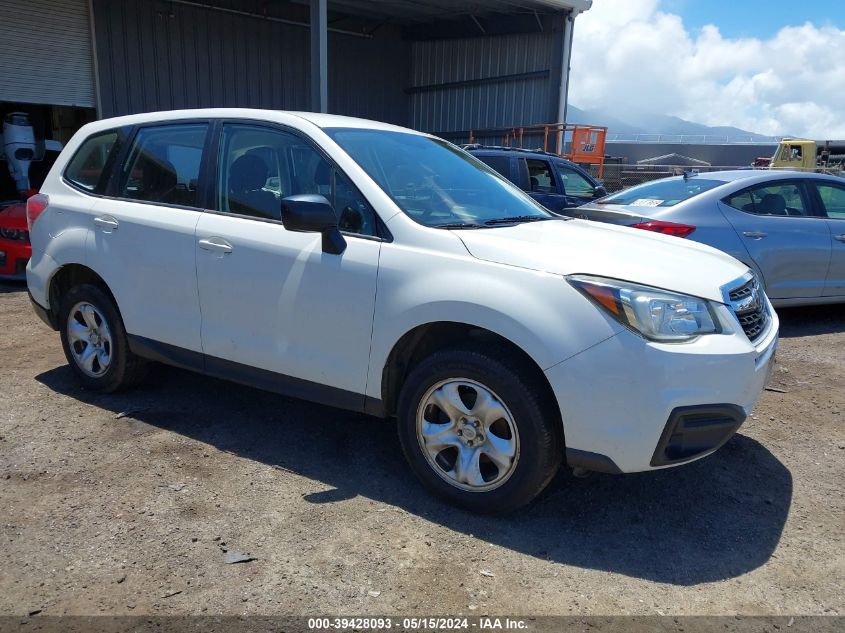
[194,122,381,404]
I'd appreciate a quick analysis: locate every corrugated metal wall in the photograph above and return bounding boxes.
[92,0,409,124]
[91,1,568,134]
[409,28,562,135]
[0,0,95,107]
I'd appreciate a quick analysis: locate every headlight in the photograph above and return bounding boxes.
[0,227,24,241]
[568,275,721,342]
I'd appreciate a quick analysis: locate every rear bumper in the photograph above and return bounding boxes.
[545,310,778,474]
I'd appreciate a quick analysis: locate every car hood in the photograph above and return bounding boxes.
[0,203,27,229]
[454,219,748,303]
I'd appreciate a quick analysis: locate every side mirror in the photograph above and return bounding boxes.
[593,185,608,198]
[281,194,347,255]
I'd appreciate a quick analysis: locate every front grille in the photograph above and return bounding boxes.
[727,277,769,342]
[15,258,29,276]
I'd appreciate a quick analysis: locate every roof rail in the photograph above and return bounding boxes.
[460,144,561,158]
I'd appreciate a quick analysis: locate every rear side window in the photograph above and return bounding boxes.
[524,159,556,193]
[476,156,511,179]
[64,131,119,193]
[119,123,208,207]
[725,182,811,217]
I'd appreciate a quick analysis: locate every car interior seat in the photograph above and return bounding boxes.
[758,193,788,215]
[228,153,279,220]
[138,155,178,204]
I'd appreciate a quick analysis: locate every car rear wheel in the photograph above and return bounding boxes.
[397,346,562,514]
[59,284,148,392]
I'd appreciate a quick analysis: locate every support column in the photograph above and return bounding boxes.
[553,9,579,154]
[310,0,328,113]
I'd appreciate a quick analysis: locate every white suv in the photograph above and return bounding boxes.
[26,109,778,513]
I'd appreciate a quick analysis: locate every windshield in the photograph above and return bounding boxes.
[325,128,552,227]
[600,177,725,207]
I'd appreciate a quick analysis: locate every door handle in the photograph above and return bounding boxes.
[198,237,233,254]
[742,231,767,239]
[93,215,119,231]
[834,234,845,243]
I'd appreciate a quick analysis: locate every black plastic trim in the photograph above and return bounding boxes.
[565,448,622,474]
[650,404,746,467]
[127,335,204,373]
[28,290,57,330]
[127,334,380,416]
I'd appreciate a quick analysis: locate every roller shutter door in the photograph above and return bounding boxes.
[0,0,95,107]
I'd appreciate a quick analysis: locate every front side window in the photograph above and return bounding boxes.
[64,131,119,193]
[557,165,595,196]
[119,123,208,206]
[725,182,811,217]
[216,124,377,236]
[814,183,845,219]
[325,129,551,228]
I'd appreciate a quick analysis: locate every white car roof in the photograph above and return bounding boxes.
[80,108,424,136]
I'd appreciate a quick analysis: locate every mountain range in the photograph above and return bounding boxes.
[568,106,779,142]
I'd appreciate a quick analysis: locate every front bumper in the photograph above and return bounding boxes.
[545,307,778,473]
[0,239,31,280]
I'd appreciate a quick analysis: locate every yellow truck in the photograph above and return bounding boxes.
[771,138,845,173]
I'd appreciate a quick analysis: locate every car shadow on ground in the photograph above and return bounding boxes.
[36,360,792,587]
[776,303,845,337]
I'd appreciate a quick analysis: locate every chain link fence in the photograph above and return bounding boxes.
[583,165,747,193]
[579,164,845,193]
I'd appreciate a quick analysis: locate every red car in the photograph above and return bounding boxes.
[0,202,30,280]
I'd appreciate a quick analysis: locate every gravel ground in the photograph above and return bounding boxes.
[0,281,843,617]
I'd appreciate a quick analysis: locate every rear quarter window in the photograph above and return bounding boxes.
[476,155,511,180]
[64,131,120,193]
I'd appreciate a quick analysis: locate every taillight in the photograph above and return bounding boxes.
[26,193,49,231]
[631,220,696,238]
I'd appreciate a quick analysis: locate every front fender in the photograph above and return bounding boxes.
[366,242,622,400]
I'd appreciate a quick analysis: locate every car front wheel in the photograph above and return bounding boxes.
[397,346,562,513]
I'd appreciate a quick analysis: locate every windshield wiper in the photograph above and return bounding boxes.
[432,222,486,230]
[483,215,551,226]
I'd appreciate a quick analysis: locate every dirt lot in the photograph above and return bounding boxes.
[0,281,843,617]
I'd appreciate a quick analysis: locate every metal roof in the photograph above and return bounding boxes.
[321,0,592,22]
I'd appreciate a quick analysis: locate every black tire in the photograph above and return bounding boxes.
[58,283,148,392]
[396,345,562,514]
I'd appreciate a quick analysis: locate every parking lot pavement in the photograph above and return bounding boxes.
[0,281,843,616]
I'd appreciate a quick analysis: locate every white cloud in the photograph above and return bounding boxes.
[570,0,845,138]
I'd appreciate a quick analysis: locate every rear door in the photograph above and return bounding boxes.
[86,121,209,354]
[810,180,845,297]
[719,180,831,300]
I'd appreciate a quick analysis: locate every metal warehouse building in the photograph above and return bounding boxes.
[0,0,591,143]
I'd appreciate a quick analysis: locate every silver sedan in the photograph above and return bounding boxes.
[575,170,845,307]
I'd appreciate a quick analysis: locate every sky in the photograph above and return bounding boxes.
[569,0,845,138]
